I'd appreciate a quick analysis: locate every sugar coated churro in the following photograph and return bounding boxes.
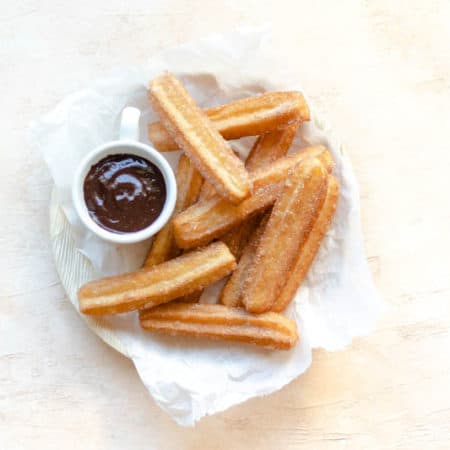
[220,123,299,259]
[242,158,329,313]
[139,303,298,350]
[78,242,236,315]
[272,176,339,312]
[173,146,333,249]
[148,91,310,151]
[144,154,203,268]
[149,74,251,204]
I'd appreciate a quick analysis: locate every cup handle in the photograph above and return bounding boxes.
[119,107,141,141]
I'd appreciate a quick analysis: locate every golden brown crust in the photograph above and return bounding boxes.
[271,176,339,312]
[139,303,298,350]
[173,146,333,249]
[197,180,217,201]
[179,290,203,303]
[220,214,262,260]
[143,155,203,268]
[149,74,251,204]
[78,242,236,315]
[242,159,329,313]
[245,123,299,171]
[220,213,270,307]
[148,91,310,151]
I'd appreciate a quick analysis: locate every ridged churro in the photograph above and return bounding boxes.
[272,176,339,312]
[242,159,329,313]
[78,242,236,315]
[139,303,298,350]
[220,213,270,307]
[148,91,310,151]
[173,146,333,249]
[144,155,203,268]
[220,123,299,259]
[149,74,251,204]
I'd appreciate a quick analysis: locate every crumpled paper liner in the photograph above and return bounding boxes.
[32,28,381,425]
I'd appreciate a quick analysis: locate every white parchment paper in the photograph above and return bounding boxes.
[31,28,381,425]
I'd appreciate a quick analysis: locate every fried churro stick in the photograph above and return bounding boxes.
[272,176,339,312]
[173,146,333,249]
[149,74,251,204]
[78,242,236,315]
[144,155,203,268]
[139,303,298,350]
[242,159,329,313]
[220,214,270,307]
[148,91,310,151]
[220,124,300,259]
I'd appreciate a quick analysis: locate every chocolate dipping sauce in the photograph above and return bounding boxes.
[83,154,166,233]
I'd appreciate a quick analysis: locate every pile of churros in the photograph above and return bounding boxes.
[78,73,339,351]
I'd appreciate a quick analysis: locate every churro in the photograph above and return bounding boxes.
[173,146,333,249]
[78,242,236,315]
[148,91,310,151]
[220,213,270,307]
[242,159,329,313]
[139,303,298,350]
[144,155,203,268]
[272,176,339,312]
[220,123,299,259]
[149,74,251,204]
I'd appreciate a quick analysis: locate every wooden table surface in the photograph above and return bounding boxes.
[2,1,450,448]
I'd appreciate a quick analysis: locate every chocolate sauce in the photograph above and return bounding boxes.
[83,154,166,233]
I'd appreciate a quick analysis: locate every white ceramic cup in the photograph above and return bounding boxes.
[72,107,177,244]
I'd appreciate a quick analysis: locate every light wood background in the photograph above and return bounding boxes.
[2,1,450,448]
